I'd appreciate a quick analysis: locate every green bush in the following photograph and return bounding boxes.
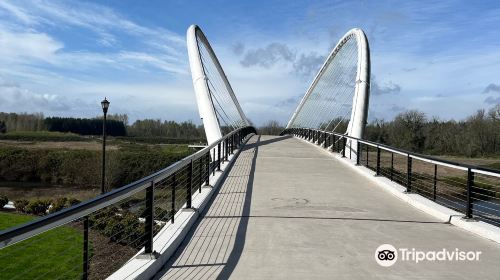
[107,149,191,188]
[46,197,81,214]
[89,208,147,249]
[88,204,166,249]
[68,198,81,206]
[0,146,191,190]
[0,195,8,208]
[49,197,67,214]
[26,199,52,215]
[14,199,29,213]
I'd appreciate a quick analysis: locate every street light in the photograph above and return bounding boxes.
[101,97,110,194]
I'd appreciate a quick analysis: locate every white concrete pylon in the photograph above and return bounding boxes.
[286,28,370,159]
[187,25,249,146]
[286,28,370,138]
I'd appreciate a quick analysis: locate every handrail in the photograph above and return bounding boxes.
[282,128,500,175]
[0,126,257,249]
[282,127,500,227]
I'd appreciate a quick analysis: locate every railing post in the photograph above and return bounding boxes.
[205,153,210,186]
[323,132,327,148]
[198,157,202,193]
[349,139,352,159]
[390,152,394,181]
[222,140,225,162]
[187,160,193,209]
[366,144,369,166]
[217,142,221,171]
[356,141,361,165]
[341,137,346,158]
[171,174,176,223]
[232,134,235,154]
[229,135,233,154]
[376,147,381,175]
[433,164,437,201]
[225,139,229,161]
[212,148,216,175]
[466,168,474,218]
[144,181,154,254]
[406,155,412,192]
[83,217,89,280]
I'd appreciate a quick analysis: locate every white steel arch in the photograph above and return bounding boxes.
[187,25,249,145]
[287,28,370,140]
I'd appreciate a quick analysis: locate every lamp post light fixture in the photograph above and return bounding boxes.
[100,98,110,194]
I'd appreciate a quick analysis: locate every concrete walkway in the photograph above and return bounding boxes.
[155,135,500,280]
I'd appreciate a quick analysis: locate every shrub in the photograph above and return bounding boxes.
[68,198,81,206]
[89,207,155,249]
[0,195,8,208]
[26,199,52,215]
[49,197,68,214]
[14,199,29,213]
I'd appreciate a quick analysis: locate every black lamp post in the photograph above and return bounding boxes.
[101,98,110,194]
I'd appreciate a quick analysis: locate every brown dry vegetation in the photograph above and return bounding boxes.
[0,182,99,201]
[0,140,119,151]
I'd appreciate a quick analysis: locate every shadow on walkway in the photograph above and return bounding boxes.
[154,136,261,280]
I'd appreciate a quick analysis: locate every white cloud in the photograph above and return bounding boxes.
[0,1,37,25]
[0,0,499,126]
[0,28,63,62]
[0,0,192,122]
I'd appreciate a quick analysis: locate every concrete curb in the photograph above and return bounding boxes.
[108,134,255,280]
[296,136,500,244]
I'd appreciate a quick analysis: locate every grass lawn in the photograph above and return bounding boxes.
[0,212,83,279]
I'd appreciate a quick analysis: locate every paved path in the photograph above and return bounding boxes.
[155,135,500,280]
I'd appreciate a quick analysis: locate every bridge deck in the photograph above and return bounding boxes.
[155,135,500,280]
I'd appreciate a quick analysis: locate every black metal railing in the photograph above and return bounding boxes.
[0,126,256,280]
[282,128,500,227]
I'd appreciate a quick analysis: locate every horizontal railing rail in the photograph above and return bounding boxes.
[282,127,500,227]
[0,126,256,280]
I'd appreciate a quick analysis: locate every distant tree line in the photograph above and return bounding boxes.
[258,105,499,157]
[0,112,204,139]
[365,105,500,157]
[258,120,285,135]
[0,112,45,132]
[45,117,127,136]
[2,105,499,157]
[127,119,205,139]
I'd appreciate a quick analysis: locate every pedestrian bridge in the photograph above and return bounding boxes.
[0,25,499,280]
[154,135,500,279]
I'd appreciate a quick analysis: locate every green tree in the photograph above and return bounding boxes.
[258,120,285,135]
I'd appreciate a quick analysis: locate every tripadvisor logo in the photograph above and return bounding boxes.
[375,244,397,267]
[375,244,482,267]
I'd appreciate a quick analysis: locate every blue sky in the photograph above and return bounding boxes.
[0,0,499,126]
